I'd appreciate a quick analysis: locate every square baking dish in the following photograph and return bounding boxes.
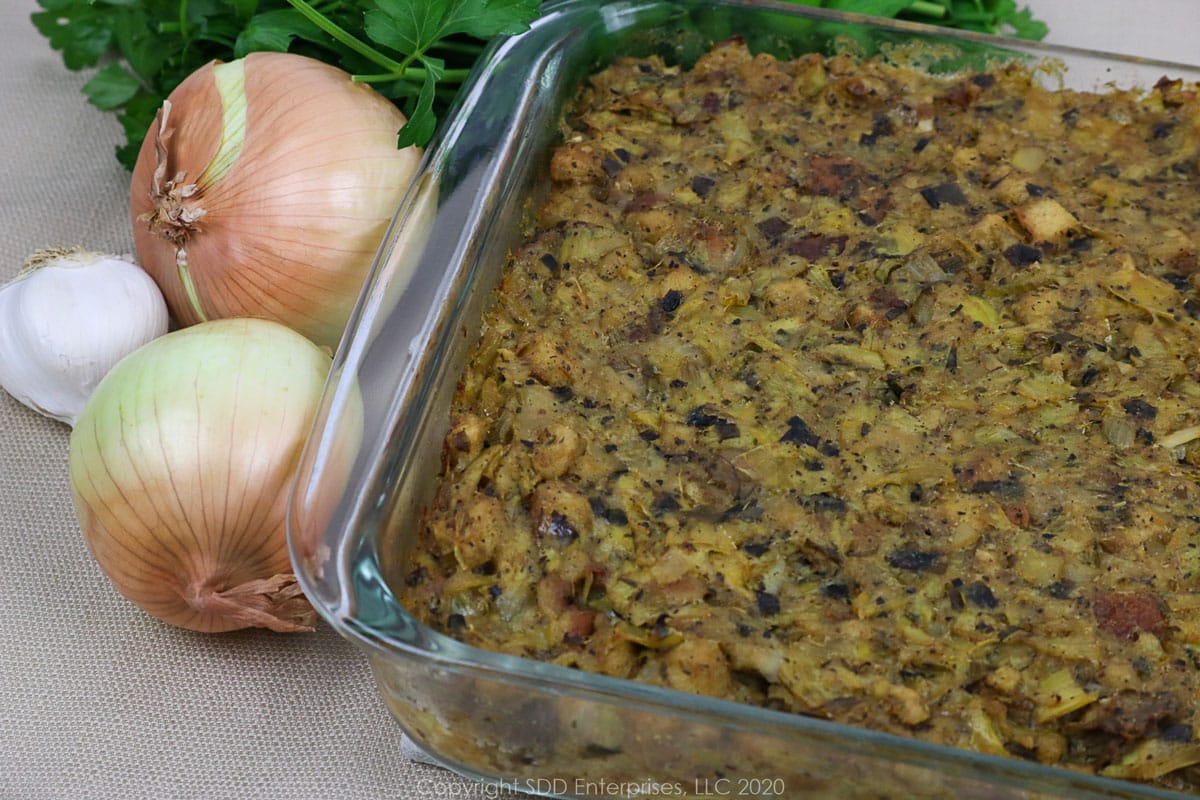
[287,2,1200,797]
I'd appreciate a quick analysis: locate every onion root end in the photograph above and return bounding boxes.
[186,573,317,633]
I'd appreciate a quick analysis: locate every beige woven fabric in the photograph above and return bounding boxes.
[0,2,523,798]
[3,1,1194,799]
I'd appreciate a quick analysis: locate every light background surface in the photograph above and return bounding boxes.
[0,2,1195,799]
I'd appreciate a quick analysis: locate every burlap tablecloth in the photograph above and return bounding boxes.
[1,1,1195,799]
[0,2,530,799]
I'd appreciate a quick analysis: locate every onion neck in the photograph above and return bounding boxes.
[141,60,249,322]
[142,61,249,244]
[198,60,248,189]
[141,100,205,247]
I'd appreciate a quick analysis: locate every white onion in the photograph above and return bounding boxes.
[68,317,330,633]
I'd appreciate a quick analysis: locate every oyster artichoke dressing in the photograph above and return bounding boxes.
[403,40,1200,788]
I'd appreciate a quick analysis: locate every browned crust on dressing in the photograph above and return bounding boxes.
[403,41,1200,790]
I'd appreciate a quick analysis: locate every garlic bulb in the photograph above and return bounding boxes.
[0,248,169,425]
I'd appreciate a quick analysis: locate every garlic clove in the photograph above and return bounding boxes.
[0,249,170,426]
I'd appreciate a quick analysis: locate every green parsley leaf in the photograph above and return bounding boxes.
[82,63,142,110]
[362,0,536,66]
[32,8,114,70]
[397,68,440,148]
[784,0,1046,40]
[235,9,326,55]
[364,0,437,55]
[995,7,1048,40]
[825,0,915,18]
[440,0,542,39]
[109,7,168,81]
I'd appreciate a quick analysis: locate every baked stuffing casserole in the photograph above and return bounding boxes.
[403,38,1200,790]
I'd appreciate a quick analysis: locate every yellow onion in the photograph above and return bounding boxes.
[129,52,423,350]
[68,317,330,633]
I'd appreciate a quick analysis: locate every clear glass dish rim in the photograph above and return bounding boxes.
[288,2,1200,797]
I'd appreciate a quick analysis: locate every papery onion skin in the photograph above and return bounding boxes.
[129,52,423,350]
[68,317,330,633]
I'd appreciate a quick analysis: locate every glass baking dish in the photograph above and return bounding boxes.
[287,2,1200,798]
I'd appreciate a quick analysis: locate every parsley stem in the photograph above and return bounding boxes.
[352,68,472,84]
[905,1,948,18]
[179,0,189,41]
[429,40,485,56]
[283,0,407,74]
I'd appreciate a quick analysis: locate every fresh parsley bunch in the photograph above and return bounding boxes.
[32,0,1047,171]
[32,0,540,170]
[802,0,1048,39]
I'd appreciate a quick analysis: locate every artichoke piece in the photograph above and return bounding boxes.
[1101,739,1200,782]
[816,343,886,371]
[1034,668,1099,723]
[1100,254,1184,320]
